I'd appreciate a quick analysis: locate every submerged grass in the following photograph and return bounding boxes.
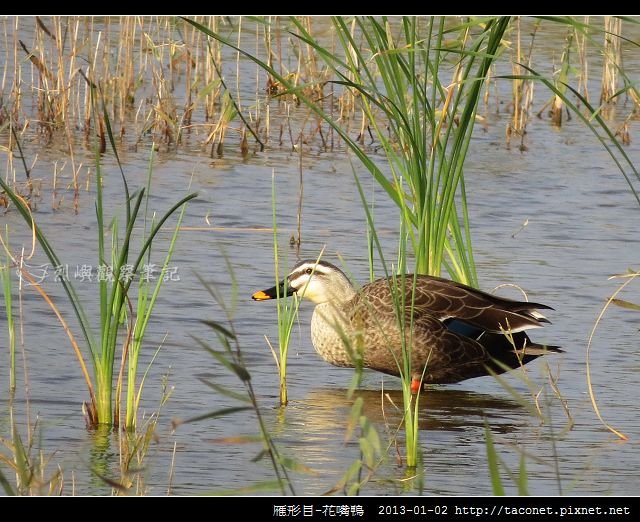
[0,396,64,495]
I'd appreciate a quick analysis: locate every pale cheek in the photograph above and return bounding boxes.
[300,280,327,304]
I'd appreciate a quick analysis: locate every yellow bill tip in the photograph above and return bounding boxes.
[252,290,272,301]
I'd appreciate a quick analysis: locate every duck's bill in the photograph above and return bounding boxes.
[252,281,295,301]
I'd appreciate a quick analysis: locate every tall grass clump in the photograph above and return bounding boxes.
[0,96,197,427]
[314,17,511,285]
[185,16,509,468]
[120,149,191,431]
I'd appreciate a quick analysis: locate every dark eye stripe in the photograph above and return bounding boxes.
[289,265,327,282]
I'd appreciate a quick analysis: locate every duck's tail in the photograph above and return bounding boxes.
[446,319,562,373]
[481,330,563,373]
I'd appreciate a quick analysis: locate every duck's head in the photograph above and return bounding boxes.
[252,259,355,305]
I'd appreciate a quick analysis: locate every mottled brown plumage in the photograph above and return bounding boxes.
[252,260,562,388]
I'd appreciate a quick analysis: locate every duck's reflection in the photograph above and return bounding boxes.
[265,386,530,494]
[281,386,526,434]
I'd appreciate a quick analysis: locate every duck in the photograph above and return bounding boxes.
[252,259,562,392]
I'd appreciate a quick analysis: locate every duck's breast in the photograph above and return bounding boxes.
[310,304,357,368]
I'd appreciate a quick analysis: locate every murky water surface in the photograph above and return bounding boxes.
[1,17,639,495]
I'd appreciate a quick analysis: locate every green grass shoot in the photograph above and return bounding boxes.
[269,170,300,406]
[1,227,16,392]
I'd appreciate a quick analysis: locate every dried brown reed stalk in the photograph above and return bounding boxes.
[507,17,540,151]
[600,16,622,111]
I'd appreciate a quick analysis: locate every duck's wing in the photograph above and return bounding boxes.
[410,275,552,333]
[407,313,503,384]
[360,275,552,334]
[344,296,490,383]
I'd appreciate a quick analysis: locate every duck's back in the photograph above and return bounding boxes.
[354,274,552,333]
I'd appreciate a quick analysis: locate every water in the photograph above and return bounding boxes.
[1,17,639,496]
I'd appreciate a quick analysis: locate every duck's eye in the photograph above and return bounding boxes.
[305,268,313,275]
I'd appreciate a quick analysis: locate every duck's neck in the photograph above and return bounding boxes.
[312,280,356,333]
[311,300,356,368]
[305,276,357,306]
[327,281,357,305]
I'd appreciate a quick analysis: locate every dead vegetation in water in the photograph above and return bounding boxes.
[0,16,638,210]
[1,17,636,157]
